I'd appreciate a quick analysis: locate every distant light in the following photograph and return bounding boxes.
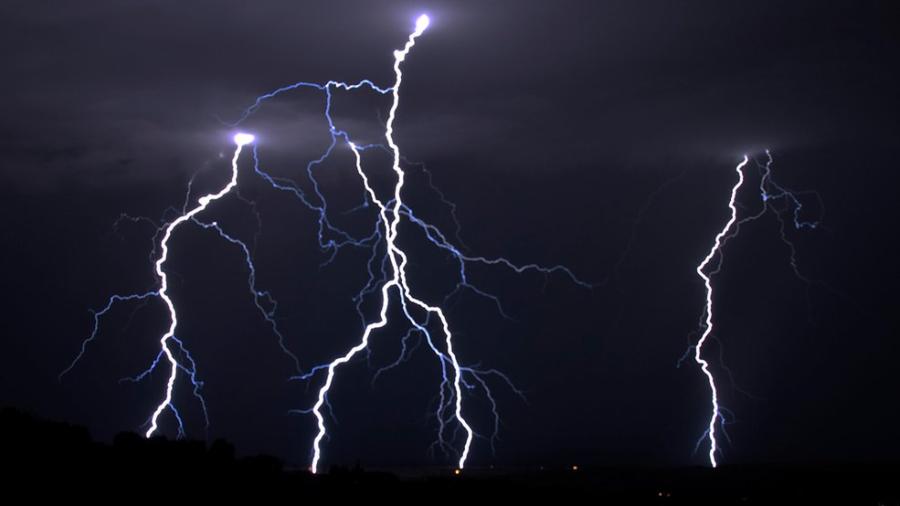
[233,132,256,146]
[415,14,430,33]
[453,468,461,476]
[571,465,579,471]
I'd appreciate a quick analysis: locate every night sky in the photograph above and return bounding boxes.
[1,1,898,470]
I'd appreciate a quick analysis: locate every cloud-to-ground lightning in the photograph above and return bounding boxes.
[143,132,256,437]
[63,13,589,468]
[694,155,748,468]
[306,16,451,474]
[691,151,823,467]
[61,133,275,438]
[60,15,592,472]
[235,14,589,472]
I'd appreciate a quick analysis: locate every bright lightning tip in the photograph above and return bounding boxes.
[415,14,430,32]
[233,133,255,146]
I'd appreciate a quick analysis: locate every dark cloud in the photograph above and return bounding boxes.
[4,1,896,188]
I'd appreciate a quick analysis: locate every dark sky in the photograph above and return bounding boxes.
[1,0,898,469]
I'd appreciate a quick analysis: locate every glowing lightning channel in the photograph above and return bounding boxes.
[688,150,828,466]
[65,11,589,459]
[305,13,474,475]
[694,155,749,468]
[144,132,255,437]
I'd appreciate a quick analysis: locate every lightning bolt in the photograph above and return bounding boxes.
[304,14,477,475]
[64,14,589,466]
[60,133,272,439]
[233,14,588,472]
[144,132,255,437]
[694,155,748,468]
[692,151,823,467]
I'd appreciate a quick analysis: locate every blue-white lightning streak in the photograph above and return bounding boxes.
[691,151,823,467]
[66,12,589,463]
[247,13,589,472]
[694,155,748,468]
[61,132,267,439]
[59,291,160,380]
[229,14,588,471]
[306,14,476,475]
[122,335,211,435]
[144,132,255,437]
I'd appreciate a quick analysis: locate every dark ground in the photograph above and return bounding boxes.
[3,408,897,504]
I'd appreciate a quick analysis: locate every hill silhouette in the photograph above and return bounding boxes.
[1,407,897,504]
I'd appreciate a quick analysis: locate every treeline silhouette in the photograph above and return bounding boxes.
[1,407,897,504]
